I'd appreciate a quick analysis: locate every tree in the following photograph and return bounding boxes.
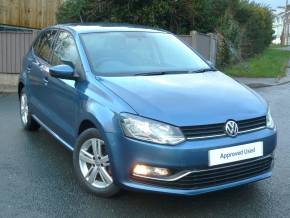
[56,0,274,67]
[57,0,194,34]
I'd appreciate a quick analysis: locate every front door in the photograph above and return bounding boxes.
[45,31,84,145]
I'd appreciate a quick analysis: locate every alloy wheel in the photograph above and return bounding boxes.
[20,93,29,125]
[78,138,113,188]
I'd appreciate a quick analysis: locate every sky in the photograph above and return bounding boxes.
[252,0,286,10]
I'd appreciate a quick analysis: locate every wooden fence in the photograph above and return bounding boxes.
[179,31,217,65]
[0,0,63,29]
[0,31,38,74]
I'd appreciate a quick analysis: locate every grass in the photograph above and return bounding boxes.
[224,48,290,78]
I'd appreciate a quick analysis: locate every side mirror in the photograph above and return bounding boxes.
[49,64,77,80]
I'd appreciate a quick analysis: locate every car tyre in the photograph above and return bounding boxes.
[19,89,40,131]
[73,128,120,197]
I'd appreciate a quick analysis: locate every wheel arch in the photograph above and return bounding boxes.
[76,112,114,140]
[76,112,120,179]
[78,119,97,135]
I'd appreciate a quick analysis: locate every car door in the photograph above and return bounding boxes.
[28,30,58,121]
[44,30,83,145]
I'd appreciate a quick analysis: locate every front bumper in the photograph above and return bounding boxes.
[105,128,277,196]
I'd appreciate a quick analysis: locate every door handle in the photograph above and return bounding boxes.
[43,76,49,85]
[26,63,32,72]
[27,64,32,70]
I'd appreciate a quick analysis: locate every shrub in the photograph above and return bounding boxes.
[57,0,194,34]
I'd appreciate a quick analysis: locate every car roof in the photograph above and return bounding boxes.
[50,23,169,34]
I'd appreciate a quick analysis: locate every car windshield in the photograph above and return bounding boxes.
[80,31,210,76]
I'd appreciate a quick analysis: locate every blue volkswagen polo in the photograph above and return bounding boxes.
[18,23,277,197]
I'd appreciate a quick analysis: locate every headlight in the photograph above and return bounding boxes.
[266,108,275,129]
[120,113,185,145]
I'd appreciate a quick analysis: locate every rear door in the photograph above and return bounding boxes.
[29,30,58,120]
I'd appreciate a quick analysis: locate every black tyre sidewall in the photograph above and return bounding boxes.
[73,128,120,197]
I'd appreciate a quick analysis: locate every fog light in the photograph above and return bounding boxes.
[133,164,170,177]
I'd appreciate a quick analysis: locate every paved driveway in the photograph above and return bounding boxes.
[276,46,290,51]
[0,84,289,218]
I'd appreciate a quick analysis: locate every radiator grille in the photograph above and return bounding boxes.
[181,116,266,139]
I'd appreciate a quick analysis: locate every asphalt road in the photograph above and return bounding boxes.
[0,84,289,218]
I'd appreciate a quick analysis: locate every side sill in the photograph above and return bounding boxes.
[32,115,74,151]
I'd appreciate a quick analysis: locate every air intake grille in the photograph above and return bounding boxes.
[134,156,272,189]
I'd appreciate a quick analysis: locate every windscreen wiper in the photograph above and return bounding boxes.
[134,68,217,76]
[134,71,189,76]
[190,68,217,73]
